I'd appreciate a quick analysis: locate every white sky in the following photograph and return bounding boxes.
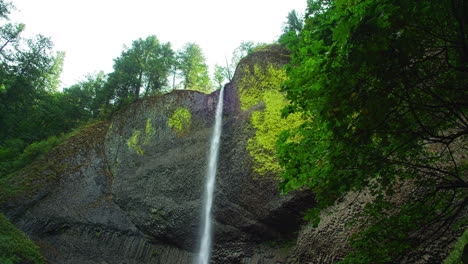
[9,0,307,89]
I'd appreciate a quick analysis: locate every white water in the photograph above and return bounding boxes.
[197,87,225,264]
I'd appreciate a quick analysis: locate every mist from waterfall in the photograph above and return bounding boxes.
[196,87,225,264]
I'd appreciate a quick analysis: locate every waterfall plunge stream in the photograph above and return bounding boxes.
[197,87,224,264]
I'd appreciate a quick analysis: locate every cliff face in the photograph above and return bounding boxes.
[1,45,463,264]
[1,46,313,264]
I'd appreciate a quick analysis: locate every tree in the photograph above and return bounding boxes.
[177,42,211,93]
[213,65,225,89]
[282,10,303,35]
[278,0,467,263]
[0,1,64,144]
[61,72,107,119]
[106,35,175,103]
[222,41,266,82]
[0,0,12,19]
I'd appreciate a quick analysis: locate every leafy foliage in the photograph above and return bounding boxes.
[282,10,304,36]
[106,35,175,103]
[62,72,107,119]
[0,22,64,145]
[0,1,77,177]
[215,41,267,84]
[213,64,226,89]
[278,0,467,262]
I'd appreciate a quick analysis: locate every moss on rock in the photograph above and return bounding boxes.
[127,130,144,155]
[236,54,303,177]
[144,118,157,145]
[247,90,302,176]
[0,213,46,264]
[238,63,287,111]
[168,108,192,136]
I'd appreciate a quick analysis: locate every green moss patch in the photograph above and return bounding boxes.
[444,228,468,264]
[144,118,157,145]
[0,214,46,264]
[247,90,302,176]
[168,108,192,136]
[238,60,302,177]
[238,63,287,110]
[0,122,109,204]
[127,130,144,155]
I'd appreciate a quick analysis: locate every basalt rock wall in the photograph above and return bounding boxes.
[2,45,462,264]
[1,45,313,264]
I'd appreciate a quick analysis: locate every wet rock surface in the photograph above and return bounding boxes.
[2,47,315,263]
[2,45,460,264]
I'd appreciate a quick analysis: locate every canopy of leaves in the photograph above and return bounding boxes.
[177,43,212,93]
[278,0,467,262]
[0,1,71,172]
[106,35,175,103]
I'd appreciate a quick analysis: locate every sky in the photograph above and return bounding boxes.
[9,0,307,89]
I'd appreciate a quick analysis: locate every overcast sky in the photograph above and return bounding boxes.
[9,0,307,89]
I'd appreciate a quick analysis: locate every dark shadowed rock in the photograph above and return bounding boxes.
[2,44,460,264]
[1,45,314,264]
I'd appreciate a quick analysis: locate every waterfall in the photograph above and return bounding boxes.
[197,87,224,264]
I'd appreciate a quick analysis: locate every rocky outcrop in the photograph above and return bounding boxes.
[1,45,464,264]
[1,45,314,264]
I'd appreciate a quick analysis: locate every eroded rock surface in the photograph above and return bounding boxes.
[2,46,314,264]
[2,45,462,264]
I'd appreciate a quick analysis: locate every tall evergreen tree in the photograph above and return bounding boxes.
[177,43,211,93]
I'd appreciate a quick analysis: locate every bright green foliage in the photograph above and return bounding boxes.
[0,214,46,264]
[127,130,144,155]
[248,90,302,176]
[444,228,468,264]
[144,118,156,145]
[238,64,288,110]
[177,43,212,93]
[278,0,467,262]
[238,59,302,177]
[168,108,192,136]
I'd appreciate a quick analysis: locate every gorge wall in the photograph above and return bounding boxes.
[1,45,463,264]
